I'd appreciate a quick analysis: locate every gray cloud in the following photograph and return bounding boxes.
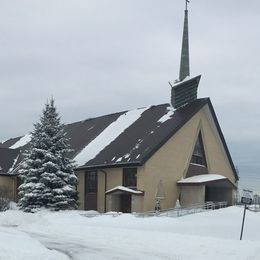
[0,0,259,190]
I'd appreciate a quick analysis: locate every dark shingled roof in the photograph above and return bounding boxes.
[80,99,209,169]
[0,148,20,174]
[0,137,22,148]
[64,111,125,159]
[1,98,238,180]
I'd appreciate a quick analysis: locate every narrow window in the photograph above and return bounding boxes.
[123,168,137,189]
[86,170,97,193]
[191,132,207,166]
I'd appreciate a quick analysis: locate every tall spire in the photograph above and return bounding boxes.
[171,0,201,110]
[179,0,190,82]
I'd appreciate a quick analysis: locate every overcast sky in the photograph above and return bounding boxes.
[0,0,259,191]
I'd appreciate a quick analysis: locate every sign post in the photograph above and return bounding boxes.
[240,189,253,240]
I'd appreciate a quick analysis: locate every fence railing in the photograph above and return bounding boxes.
[135,201,227,218]
[247,204,260,213]
[80,201,227,218]
[80,211,122,218]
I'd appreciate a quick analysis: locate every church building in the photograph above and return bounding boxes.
[0,2,238,213]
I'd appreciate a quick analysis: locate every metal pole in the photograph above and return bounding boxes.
[240,205,247,240]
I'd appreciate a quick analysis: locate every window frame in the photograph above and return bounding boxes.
[190,132,207,166]
[85,170,98,193]
[123,168,137,189]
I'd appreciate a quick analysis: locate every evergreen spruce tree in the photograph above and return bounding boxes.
[18,98,78,212]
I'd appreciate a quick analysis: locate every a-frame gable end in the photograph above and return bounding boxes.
[186,131,208,178]
[202,101,238,181]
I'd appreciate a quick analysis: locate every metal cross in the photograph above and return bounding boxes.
[185,0,190,11]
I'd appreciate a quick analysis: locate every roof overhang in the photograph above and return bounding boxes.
[106,186,144,196]
[0,173,17,177]
[75,162,142,171]
[177,174,237,189]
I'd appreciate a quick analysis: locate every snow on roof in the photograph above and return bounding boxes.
[10,134,31,149]
[157,106,175,123]
[74,107,149,166]
[173,75,191,86]
[177,174,227,184]
[106,185,143,194]
[7,155,19,173]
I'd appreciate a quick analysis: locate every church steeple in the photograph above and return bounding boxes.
[179,0,190,81]
[170,0,201,110]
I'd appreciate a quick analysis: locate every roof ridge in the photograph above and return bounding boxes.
[65,104,171,126]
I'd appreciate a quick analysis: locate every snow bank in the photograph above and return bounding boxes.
[0,207,260,259]
[0,226,68,260]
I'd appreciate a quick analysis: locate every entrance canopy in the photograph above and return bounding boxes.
[106,186,144,196]
[177,174,237,189]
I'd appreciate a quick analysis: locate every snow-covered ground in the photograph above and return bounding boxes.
[0,206,260,259]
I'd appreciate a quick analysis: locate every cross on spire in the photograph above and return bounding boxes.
[185,0,190,11]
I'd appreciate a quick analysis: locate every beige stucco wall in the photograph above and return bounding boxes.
[104,168,122,212]
[180,186,205,207]
[75,104,237,212]
[132,195,144,212]
[105,168,122,190]
[0,176,16,201]
[137,114,199,212]
[76,168,123,212]
[99,168,144,212]
[200,106,236,183]
[137,104,236,212]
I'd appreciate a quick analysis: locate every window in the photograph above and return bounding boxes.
[191,132,207,166]
[123,168,137,188]
[86,171,97,193]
